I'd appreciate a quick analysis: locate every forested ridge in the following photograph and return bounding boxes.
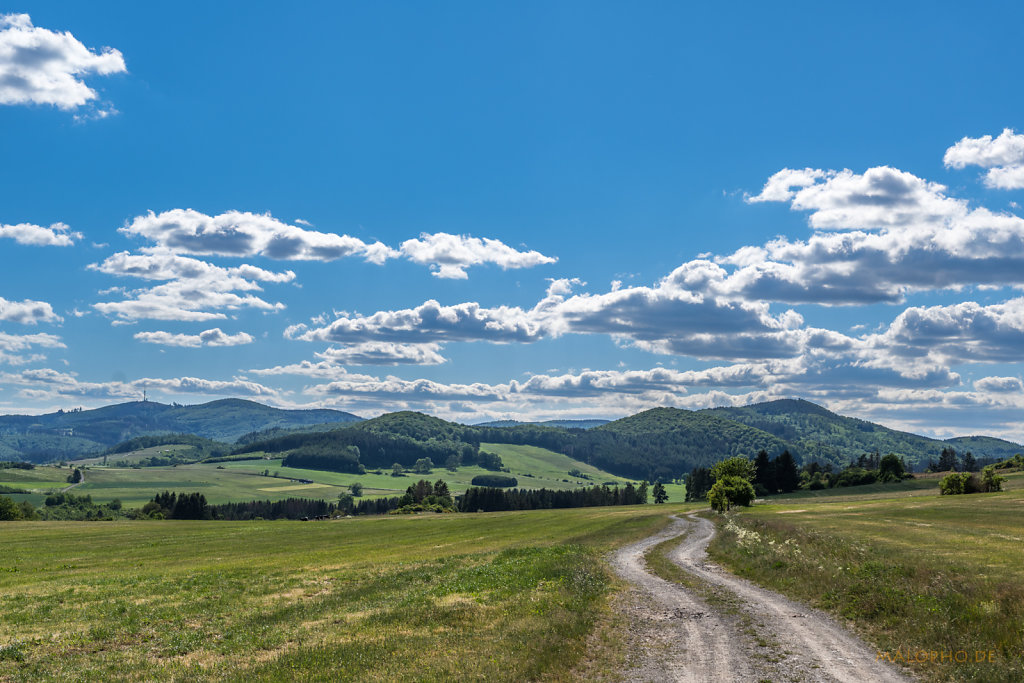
[234,402,1023,481]
[5,398,1021,479]
[706,399,1023,469]
[0,399,360,463]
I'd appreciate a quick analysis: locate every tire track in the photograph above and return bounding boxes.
[610,513,914,682]
[609,517,764,682]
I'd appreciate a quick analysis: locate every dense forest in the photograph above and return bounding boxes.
[567,408,795,481]
[459,482,649,512]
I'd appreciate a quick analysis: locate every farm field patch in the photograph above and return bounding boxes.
[0,505,674,682]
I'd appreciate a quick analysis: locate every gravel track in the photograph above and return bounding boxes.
[609,513,914,682]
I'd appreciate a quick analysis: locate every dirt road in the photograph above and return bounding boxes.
[610,513,913,682]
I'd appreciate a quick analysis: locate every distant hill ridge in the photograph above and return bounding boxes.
[0,398,361,462]
[1,397,1020,476]
[704,399,1023,465]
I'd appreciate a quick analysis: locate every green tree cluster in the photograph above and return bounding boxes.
[460,481,648,512]
[395,479,455,513]
[0,495,36,521]
[939,466,1005,495]
[141,491,209,519]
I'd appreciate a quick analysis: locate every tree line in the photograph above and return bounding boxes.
[459,482,649,512]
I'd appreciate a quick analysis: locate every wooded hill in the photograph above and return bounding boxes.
[235,402,1022,481]
[2,397,1021,481]
[569,408,795,481]
[704,399,1023,468]
[233,411,573,473]
[0,399,361,462]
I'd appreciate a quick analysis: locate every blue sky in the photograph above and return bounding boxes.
[3,1,1024,439]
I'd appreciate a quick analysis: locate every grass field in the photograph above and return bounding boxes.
[707,472,1024,682]
[76,444,199,466]
[0,466,70,490]
[3,440,681,509]
[0,506,675,682]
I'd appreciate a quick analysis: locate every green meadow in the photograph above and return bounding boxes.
[3,440,687,510]
[708,471,1024,682]
[0,506,673,682]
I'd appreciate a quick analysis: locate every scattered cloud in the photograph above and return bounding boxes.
[869,297,1024,364]
[287,274,806,360]
[0,222,81,246]
[974,376,1023,393]
[121,209,397,263]
[399,232,556,279]
[90,248,293,322]
[0,331,64,365]
[136,375,278,397]
[285,298,546,345]
[249,343,446,379]
[2,367,278,401]
[727,166,1024,303]
[748,166,962,230]
[134,327,255,348]
[318,342,447,366]
[0,13,126,111]
[945,128,1024,189]
[0,296,61,324]
[117,210,556,278]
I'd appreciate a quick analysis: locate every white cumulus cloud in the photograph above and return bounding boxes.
[117,210,556,278]
[134,328,255,348]
[399,232,557,279]
[0,222,81,246]
[121,209,398,263]
[974,376,1023,393]
[944,128,1024,189]
[0,13,126,110]
[0,296,62,324]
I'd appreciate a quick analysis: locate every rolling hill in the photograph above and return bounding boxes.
[706,399,1022,469]
[569,407,796,480]
[0,399,361,462]
[2,397,1020,479]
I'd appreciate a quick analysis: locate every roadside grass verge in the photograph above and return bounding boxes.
[706,489,1024,682]
[0,506,672,682]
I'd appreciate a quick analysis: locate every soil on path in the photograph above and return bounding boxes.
[609,513,913,682]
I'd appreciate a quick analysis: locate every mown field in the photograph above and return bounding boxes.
[0,506,677,682]
[2,441,684,509]
[708,471,1024,682]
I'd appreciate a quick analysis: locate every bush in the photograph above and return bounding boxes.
[876,453,906,482]
[832,467,878,488]
[939,472,979,495]
[707,475,755,512]
[994,454,1024,470]
[0,495,24,521]
[470,474,519,488]
[980,465,1005,492]
[476,451,504,471]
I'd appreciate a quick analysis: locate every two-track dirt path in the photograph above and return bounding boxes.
[610,513,913,682]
